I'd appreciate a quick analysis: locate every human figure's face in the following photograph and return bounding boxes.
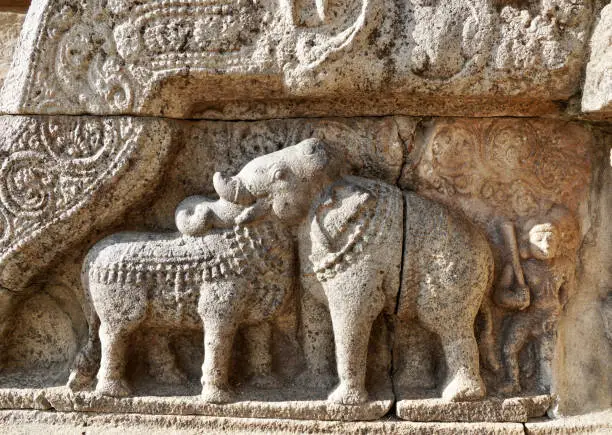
[528,223,559,261]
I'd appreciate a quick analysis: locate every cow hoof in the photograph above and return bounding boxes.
[252,374,281,389]
[328,383,368,405]
[67,370,93,392]
[442,370,485,402]
[96,378,132,397]
[498,380,521,396]
[201,383,234,404]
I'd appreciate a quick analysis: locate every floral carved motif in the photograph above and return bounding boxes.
[0,116,172,291]
[413,119,591,220]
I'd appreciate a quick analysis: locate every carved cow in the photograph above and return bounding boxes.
[68,138,331,400]
[70,221,294,400]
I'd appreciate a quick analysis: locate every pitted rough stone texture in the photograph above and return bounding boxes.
[396,395,552,423]
[0,387,393,421]
[397,118,592,404]
[0,0,599,118]
[61,136,493,418]
[551,132,612,417]
[525,409,612,434]
[0,410,529,434]
[582,3,612,116]
[0,116,174,293]
[0,13,24,90]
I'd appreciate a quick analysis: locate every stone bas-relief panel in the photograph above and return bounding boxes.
[0,12,25,90]
[582,2,612,117]
[0,115,600,424]
[0,0,599,118]
[397,118,601,418]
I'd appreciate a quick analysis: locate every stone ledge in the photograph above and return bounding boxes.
[0,387,393,422]
[396,395,552,423]
[0,409,610,434]
[0,409,526,434]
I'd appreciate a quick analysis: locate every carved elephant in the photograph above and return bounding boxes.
[212,139,493,405]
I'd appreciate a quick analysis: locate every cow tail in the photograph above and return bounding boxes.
[67,265,101,391]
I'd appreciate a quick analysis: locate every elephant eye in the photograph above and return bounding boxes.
[272,168,287,181]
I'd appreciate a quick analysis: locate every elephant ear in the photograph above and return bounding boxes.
[311,181,376,272]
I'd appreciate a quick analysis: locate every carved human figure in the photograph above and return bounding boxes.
[495,206,578,394]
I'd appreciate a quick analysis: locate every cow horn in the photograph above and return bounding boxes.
[213,172,255,205]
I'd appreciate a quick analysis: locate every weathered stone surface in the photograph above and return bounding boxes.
[0,116,174,293]
[582,3,612,116]
[0,114,604,425]
[0,410,529,434]
[396,395,552,423]
[551,129,612,417]
[525,409,612,434]
[0,0,600,118]
[0,387,393,421]
[0,0,610,427]
[0,12,24,90]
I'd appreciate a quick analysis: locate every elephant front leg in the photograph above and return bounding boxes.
[96,323,133,397]
[326,275,385,405]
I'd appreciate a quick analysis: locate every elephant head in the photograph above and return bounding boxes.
[213,138,339,225]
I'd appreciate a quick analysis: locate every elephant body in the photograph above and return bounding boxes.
[299,176,492,403]
[75,221,294,398]
[398,191,492,400]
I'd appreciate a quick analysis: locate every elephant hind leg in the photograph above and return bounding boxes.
[439,330,486,402]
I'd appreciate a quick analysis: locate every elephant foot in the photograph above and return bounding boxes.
[96,378,132,398]
[201,382,234,404]
[328,382,368,405]
[442,369,485,402]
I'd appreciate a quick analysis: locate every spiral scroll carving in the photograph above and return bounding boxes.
[0,116,142,289]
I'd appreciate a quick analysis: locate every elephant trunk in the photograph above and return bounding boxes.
[213,173,255,205]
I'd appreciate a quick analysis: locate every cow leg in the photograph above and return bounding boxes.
[96,322,133,397]
[147,333,187,384]
[244,322,279,388]
[199,283,241,403]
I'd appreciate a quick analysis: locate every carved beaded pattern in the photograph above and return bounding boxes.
[313,179,402,282]
[89,221,293,286]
